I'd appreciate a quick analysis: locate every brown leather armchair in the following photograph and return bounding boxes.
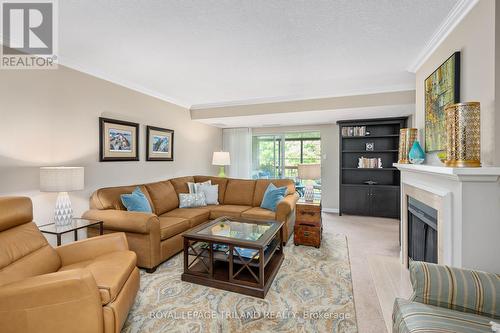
[0,197,140,333]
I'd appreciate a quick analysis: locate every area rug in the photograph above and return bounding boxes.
[122,233,358,333]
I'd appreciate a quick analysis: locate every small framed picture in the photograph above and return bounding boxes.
[146,126,174,161]
[99,117,139,161]
[365,142,374,151]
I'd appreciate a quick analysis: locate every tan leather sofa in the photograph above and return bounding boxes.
[0,197,139,333]
[83,176,298,272]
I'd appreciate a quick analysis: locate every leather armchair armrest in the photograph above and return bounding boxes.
[0,269,103,333]
[82,209,159,234]
[55,232,129,267]
[276,192,299,222]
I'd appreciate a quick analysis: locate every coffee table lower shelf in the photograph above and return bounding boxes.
[181,251,283,298]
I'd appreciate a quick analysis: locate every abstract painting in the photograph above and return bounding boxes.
[99,117,139,161]
[424,52,460,152]
[146,126,174,161]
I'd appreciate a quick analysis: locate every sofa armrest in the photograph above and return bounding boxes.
[55,232,129,267]
[276,192,299,222]
[0,269,103,333]
[409,261,500,318]
[82,209,159,234]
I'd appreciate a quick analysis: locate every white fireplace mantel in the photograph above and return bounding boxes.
[393,163,500,182]
[394,163,500,273]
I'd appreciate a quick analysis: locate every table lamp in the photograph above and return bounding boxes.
[298,163,321,202]
[40,167,84,226]
[212,152,230,177]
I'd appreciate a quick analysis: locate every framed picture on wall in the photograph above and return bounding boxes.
[99,117,139,161]
[424,51,460,152]
[146,126,174,161]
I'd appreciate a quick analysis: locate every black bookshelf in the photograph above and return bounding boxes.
[337,117,407,218]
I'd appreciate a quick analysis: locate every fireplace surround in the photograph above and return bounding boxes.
[395,163,500,273]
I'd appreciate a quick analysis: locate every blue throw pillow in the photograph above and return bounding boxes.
[260,183,288,212]
[120,187,152,213]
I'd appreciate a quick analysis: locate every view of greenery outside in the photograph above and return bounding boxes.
[252,132,321,181]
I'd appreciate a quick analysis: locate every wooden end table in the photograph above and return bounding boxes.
[39,218,104,246]
[294,199,322,248]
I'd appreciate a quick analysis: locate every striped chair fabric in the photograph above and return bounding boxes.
[393,298,494,333]
[409,261,499,319]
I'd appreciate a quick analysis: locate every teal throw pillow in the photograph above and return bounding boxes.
[120,186,152,213]
[260,183,287,212]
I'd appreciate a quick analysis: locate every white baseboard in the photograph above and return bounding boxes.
[322,207,339,214]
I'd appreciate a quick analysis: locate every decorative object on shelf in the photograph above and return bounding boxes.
[364,180,378,185]
[357,157,382,168]
[437,151,447,164]
[212,151,231,177]
[40,167,84,226]
[341,126,366,137]
[425,51,460,152]
[99,117,139,161]
[409,140,425,164]
[146,126,174,161]
[398,128,418,163]
[365,142,374,151]
[444,102,481,167]
[298,163,321,202]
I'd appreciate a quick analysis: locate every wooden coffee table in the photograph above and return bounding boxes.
[181,216,285,298]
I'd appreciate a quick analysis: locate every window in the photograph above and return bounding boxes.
[252,131,321,181]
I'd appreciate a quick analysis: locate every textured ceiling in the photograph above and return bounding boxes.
[59,0,458,107]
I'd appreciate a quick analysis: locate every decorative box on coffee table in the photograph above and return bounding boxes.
[294,199,322,248]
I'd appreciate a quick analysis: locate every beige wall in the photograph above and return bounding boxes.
[0,66,222,226]
[415,0,497,165]
[252,124,339,211]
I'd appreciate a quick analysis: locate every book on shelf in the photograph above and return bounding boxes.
[357,157,382,168]
[342,126,367,137]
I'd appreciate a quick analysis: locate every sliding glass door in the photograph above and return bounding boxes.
[252,132,321,181]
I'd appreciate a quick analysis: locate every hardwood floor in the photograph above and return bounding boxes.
[322,213,412,333]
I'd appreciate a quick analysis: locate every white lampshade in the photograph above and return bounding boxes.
[298,163,321,180]
[40,167,84,192]
[212,152,231,166]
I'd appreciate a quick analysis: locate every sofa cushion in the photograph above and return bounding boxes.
[170,176,195,194]
[208,205,252,219]
[120,186,152,213]
[241,207,276,221]
[393,298,493,333]
[90,185,153,211]
[223,179,256,206]
[253,179,295,207]
[59,250,136,305]
[144,181,179,215]
[194,176,228,203]
[162,208,210,228]
[158,216,190,240]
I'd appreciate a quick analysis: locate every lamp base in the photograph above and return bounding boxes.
[304,185,314,202]
[54,192,73,226]
[217,166,226,177]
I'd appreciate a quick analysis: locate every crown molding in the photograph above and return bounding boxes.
[407,0,479,73]
[190,84,415,110]
[58,56,192,109]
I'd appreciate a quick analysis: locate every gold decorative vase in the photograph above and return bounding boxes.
[444,102,481,167]
[398,128,418,164]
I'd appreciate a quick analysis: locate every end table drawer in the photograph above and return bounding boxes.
[294,224,322,248]
[296,206,321,225]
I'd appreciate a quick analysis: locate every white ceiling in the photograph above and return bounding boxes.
[59,0,458,108]
[196,104,415,128]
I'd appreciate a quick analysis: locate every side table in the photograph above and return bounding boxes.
[39,218,104,246]
[294,199,322,248]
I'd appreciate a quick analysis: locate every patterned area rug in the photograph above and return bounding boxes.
[123,233,358,333]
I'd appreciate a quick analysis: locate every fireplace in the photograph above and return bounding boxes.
[407,197,438,263]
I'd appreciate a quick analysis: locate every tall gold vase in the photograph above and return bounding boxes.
[444,102,481,167]
[398,128,418,164]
